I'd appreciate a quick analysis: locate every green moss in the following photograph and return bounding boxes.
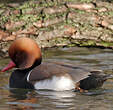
[108,11,113,16]
[70,9,85,14]
[20,14,36,21]
[17,1,40,10]
[79,40,96,47]
[100,41,113,47]
[19,2,31,9]
[70,39,96,47]
[0,3,4,8]
[68,43,77,47]
[1,16,9,24]
[70,39,113,48]
[99,11,113,17]
[54,37,68,44]
[21,8,33,14]
[87,40,96,46]
[44,11,66,21]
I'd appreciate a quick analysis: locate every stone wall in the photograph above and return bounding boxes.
[0,0,113,57]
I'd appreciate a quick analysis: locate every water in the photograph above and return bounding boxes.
[0,47,113,110]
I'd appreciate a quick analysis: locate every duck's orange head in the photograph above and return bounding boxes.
[1,37,42,72]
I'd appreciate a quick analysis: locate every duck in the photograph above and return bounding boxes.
[1,37,113,92]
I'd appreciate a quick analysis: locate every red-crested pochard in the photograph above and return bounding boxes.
[1,37,113,92]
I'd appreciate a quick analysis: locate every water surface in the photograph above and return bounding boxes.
[0,47,113,110]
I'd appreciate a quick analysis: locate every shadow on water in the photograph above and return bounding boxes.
[1,47,113,109]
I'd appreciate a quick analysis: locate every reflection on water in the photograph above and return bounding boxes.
[1,47,113,110]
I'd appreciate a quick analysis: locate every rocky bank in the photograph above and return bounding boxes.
[0,0,113,57]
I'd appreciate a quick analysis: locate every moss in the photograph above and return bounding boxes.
[20,14,37,22]
[70,39,113,48]
[44,11,66,21]
[0,0,113,51]
[99,10,113,17]
[108,11,113,16]
[68,43,77,47]
[70,39,95,47]
[54,37,69,44]
[21,8,33,14]
[100,41,113,47]
[86,40,96,46]
[19,2,32,9]
[73,9,86,14]
[0,3,4,8]
[0,16,9,24]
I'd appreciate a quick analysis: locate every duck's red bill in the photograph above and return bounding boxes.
[1,61,16,72]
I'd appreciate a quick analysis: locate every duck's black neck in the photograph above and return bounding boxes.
[10,67,34,89]
[9,59,42,89]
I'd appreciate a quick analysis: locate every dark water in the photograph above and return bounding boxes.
[0,47,113,110]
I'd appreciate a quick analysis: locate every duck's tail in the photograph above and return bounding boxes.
[103,74,113,80]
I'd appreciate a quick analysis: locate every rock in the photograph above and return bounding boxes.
[0,30,9,41]
[64,25,77,36]
[67,3,95,11]
[43,6,67,14]
[5,21,25,31]
[98,7,107,12]
[1,0,113,58]
[33,20,43,28]
[108,25,113,30]
[2,35,16,41]
[101,19,109,27]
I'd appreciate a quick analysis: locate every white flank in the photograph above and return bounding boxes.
[34,76,75,91]
[27,70,32,82]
